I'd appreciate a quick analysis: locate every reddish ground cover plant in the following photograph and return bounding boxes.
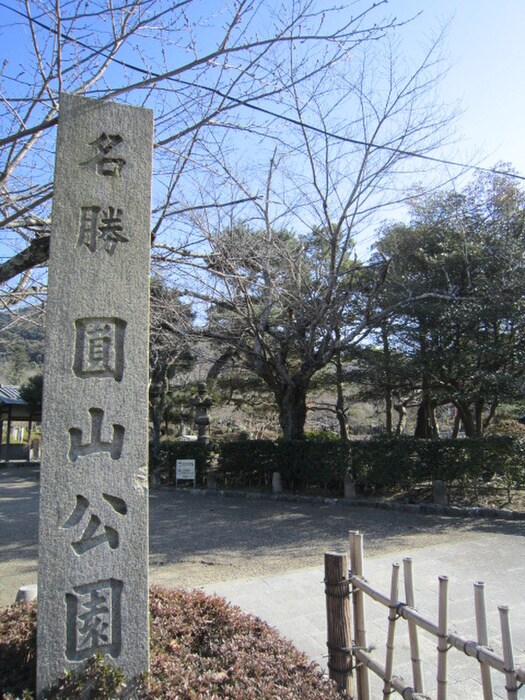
[1,587,340,699]
[0,601,37,698]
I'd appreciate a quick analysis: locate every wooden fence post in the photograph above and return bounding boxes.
[383,562,400,696]
[437,575,449,700]
[499,605,518,700]
[404,557,424,694]
[349,530,371,700]
[474,581,493,700]
[325,552,354,697]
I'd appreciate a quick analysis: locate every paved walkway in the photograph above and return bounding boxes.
[203,535,525,699]
[2,465,525,698]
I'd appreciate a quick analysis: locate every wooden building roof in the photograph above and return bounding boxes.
[0,385,40,422]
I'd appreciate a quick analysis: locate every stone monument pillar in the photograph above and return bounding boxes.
[37,94,153,696]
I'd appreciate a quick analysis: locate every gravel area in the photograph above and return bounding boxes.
[2,465,525,607]
[148,486,525,589]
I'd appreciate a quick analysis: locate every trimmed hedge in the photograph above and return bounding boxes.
[157,441,218,486]
[220,440,350,492]
[349,436,525,490]
[156,436,525,494]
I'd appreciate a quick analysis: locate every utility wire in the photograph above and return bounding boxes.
[1,1,525,182]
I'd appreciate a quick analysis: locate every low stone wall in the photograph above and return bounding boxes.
[159,485,525,521]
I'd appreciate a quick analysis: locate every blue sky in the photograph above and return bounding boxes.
[1,0,525,268]
[390,0,525,178]
[1,0,523,178]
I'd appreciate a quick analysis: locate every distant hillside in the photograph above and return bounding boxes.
[0,309,45,383]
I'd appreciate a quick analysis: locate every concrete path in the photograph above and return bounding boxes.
[203,535,525,699]
[2,464,525,698]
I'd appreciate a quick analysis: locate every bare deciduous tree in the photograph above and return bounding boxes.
[154,26,455,440]
[1,2,455,440]
[0,0,400,310]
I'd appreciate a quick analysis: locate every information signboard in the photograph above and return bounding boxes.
[176,459,196,487]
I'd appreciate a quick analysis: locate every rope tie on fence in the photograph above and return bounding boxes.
[388,601,405,622]
[467,642,494,663]
[323,652,362,674]
[326,642,375,654]
[324,577,350,599]
[436,632,452,653]
[400,689,432,700]
[326,649,354,675]
[326,642,352,653]
[463,640,482,659]
[326,657,353,668]
[349,570,369,584]
[505,682,522,693]
[327,662,354,675]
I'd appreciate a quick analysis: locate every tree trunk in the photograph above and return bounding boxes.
[414,401,430,438]
[414,397,439,438]
[382,325,393,435]
[334,350,349,442]
[483,400,498,433]
[451,408,461,439]
[414,339,438,438]
[415,332,428,438]
[150,403,163,469]
[149,371,169,468]
[276,382,308,441]
[455,401,478,438]
[475,398,485,437]
[394,401,407,435]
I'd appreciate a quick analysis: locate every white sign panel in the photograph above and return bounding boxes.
[176,459,196,480]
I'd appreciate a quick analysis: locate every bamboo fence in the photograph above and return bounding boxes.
[324,531,525,699]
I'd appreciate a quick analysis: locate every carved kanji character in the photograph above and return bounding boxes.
[68,408,124,462]
[62,493,127,554]
[73,317,126,381]
[65,579,122,660]
[78,206,128,255]
[81,133,126,176]
[98,206,128,254]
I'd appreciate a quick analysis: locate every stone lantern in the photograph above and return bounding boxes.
[191,382,212,443]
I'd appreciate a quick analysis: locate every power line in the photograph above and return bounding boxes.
[169,77,524,181]
[1,1,525,183]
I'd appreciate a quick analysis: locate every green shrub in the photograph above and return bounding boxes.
[350,436,420,489]
[276,441,350,493]
[212,440,351,493]
[220,440,278,489]
[303,429,340,441]
[0,588,340,700]
[154,436,525,496]
[157,441,219,486]
[349,435,525,491]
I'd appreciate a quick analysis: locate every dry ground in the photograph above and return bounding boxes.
[2,465,525,607]
[383,482,525,511]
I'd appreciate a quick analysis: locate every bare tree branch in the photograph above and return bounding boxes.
[1,0,412,311]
